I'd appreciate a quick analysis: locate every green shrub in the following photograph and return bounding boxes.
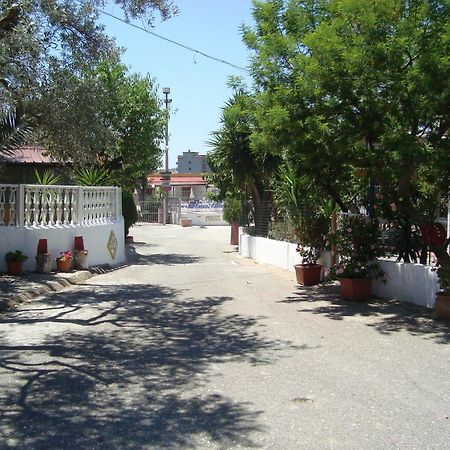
[222,197,241,223]
[5,250,28,262]
[122,190,138,237]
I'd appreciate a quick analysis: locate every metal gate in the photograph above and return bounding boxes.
[136,197,181,224]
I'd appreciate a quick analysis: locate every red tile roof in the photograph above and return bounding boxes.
[147,173,208,186]
[2,146,59,164]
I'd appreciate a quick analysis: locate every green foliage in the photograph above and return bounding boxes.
[122,190,138,237]
[33,169,61,185]
[436,264,450,295]
[5,250,28,262]
[37,61,165,190]
[243,0,450,261]
[271,163,306,228]
[74,168,113,186]
[1,2,172,190]
[222,197,241,224]
[295,213,330,265]
[207,82,280,234]
[332,215,385,280]
[0,111,31,157]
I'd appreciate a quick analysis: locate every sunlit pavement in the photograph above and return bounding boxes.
[0,224,449,449]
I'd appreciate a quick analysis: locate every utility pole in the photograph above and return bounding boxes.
[162,87,172,225]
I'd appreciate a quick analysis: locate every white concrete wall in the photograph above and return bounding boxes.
[373,260,439,308]
[185,211,228,226]
[0,220,125,272]
[239,232,301,272]
[239,232,440,308]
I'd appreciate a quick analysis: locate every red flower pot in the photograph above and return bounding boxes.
[294,264,322,286]
[56,258,71,273]
[7,261,23,276]
[339,278,372,301]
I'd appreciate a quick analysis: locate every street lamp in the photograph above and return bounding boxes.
[162,87,172,225]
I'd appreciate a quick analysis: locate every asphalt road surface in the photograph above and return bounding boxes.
[0,225,449,449]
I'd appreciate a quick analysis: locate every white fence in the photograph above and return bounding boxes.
[0,184,122,227]
[0,184,125,272]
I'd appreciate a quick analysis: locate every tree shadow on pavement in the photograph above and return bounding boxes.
[0,283,291,448]
[126,244,204,266]
[279,282,449,344]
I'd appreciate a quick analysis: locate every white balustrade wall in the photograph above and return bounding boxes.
[0,184,125,272]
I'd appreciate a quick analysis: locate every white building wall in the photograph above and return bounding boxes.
[0,221,125,272]
[177,151,211,173]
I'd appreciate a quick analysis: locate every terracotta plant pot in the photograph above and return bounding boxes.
[230,221,239,246]
[7,261,23,276]
[294,264,322,286]
[56,258,71,273]
[435,293,450,321]
[73,250,89,270]
[35,254,52,274]
[339,278,372,301]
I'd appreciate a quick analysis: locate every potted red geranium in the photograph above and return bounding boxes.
[56,251,72,272]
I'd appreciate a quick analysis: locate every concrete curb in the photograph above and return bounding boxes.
[0,270,94,312]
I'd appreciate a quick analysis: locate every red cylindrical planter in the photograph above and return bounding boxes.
[294,264,322,286]
[74,236,85,251]
[339,278,372,301]
[230,222,239,246]
[37,239,48,254]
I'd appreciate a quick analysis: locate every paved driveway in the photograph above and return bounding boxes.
[0,225,449,449]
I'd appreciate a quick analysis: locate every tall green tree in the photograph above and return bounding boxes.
[35,61,165,190]
[0,0,177,165]
[243,0,450,261]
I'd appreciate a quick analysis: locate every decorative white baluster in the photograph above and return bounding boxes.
[62,188,68,225]
[69,188,75,225]
[55,188,62,225]
[32,188,39,226]
[8,186,17,226]
[24,187,31,226]
[0,186,5,225]
[40,188,47,226]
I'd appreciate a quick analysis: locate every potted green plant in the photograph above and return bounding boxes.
[56,251,72,272]
[331,214,385,301]
[294,213,329,286]
[434,263,450,320]
[5,251,28,275]
[223,197,241,245]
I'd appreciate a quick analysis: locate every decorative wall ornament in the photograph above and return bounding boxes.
[107,230,118,259]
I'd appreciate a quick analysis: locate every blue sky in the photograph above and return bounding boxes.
[99,0,255,170]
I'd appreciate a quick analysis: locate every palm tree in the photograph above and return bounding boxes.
[207,89,280,234]
[0,110,30,156]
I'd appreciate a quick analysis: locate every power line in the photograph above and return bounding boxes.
[98,8,249,72]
